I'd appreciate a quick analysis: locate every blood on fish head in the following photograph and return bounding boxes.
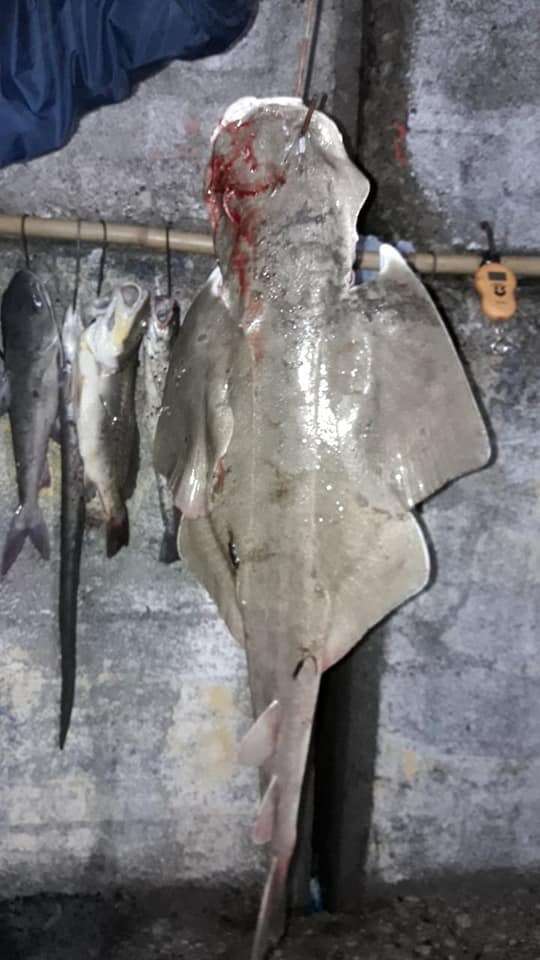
[149,295,180,342]
[205,97,370,294]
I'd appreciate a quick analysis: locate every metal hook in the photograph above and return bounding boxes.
[72,219,82,312]
[96,219,108,297]
[165,222,172,299]
[301,96,318,137]
[21,214,30,269]
[480,220,498,261]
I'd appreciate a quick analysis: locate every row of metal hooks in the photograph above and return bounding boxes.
[20,214,174,310]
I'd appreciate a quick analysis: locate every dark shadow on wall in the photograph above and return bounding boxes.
[313,625,385,911]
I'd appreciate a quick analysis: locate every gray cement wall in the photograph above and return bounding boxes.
[1,0,538,907]
[317,0,540,906]
[0,0,352,897]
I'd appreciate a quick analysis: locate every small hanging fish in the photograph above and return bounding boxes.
[1,270,60,576]
[58,303,86,748]
[142,294,181,563]
[77,283,149,557]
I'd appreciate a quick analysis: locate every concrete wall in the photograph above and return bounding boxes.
[0,0,353,896]
[1,0,538,905]
[317,0,540,905]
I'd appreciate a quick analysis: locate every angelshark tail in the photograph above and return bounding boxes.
[241,658,321,960]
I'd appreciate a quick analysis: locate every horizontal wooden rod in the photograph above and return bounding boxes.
[0,214,539,276]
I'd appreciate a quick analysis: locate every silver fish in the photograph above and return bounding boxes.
[155,97,491,960]
[142,294,181,563]
[58,304,85,749]
[1,270,60,576]
[78,283,149,557]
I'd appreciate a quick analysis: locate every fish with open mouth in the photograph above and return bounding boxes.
[78,283,149,558]
[142,294,181,563]
[58,303,86,748]
[1,269,60,576]
[155,97,491,960]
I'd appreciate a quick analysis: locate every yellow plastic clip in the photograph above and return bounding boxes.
[474,221,517,322]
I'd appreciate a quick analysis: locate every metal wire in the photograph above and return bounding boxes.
[72,219,82,311]
[165,222,172,298]
[21,214,30,268]
[96,219,108,296]
[296,0,325,101]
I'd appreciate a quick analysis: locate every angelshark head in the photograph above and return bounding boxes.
[205,97,370,295]
[87,283,149,368]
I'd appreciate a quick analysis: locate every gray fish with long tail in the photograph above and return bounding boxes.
[1,270,60,576]
[156,98,492,960]
[78,283,149,558]
[142,294,181,563]
[58,304,85,749]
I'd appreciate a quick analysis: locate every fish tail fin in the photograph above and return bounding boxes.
[59,682,75,750]
[106,506,129,558]
[2,503,50,576]
[28,506,51,560]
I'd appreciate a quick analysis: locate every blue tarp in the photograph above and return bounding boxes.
[0,0,256,168]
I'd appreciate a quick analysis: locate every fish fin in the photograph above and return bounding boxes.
[106,507,129,558]
[40,458,52,490]
[239,700,281,767]
[50,416,61,444]
[1,503,50,575]
[84,481,97,502]
[29,513,51,560]
[59,682,75,750]
[253,774,279,845]
[0,381,9,416]
[1,522,27,576]
[158,527,180,564]
[251,855,288,960]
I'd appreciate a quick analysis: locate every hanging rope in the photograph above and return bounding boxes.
[21,214,31,268]
[296,0,325,101]
[96,219,108,296]
[165,221,172,298]
[72,219,82,312]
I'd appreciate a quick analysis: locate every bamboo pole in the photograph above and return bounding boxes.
[0,214,214,256]
[0,214,539,276]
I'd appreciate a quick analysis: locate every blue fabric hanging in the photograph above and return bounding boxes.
[0,0,256,168]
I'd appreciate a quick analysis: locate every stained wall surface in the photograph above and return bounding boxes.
[1,0,538,904]
[317,0,540,904]
[0,0,356,895]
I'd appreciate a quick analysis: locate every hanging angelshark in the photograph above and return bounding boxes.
[155,97,491,960]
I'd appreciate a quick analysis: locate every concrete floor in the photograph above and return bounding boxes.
[2,881,540,959]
